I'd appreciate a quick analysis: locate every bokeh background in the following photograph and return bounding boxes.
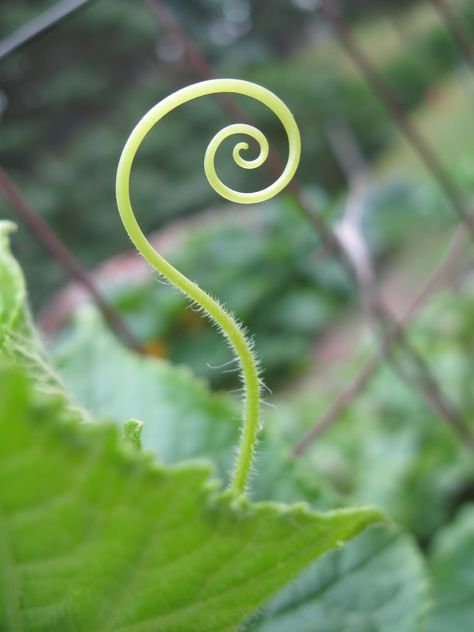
[1,1,474,627]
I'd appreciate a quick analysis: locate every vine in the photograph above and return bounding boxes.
[115,78,300,495]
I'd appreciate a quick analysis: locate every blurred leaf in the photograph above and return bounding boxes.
[427,504,474,632]
[267,360,474,539]
[54,307,240,480]
[247,524,429,632]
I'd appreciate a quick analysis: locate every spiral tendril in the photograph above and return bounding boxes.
[116,78,301,495]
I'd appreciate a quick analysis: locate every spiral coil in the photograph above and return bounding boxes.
[116,78,301,495]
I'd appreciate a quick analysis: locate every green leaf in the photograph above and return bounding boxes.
[0,222,82,418]
[0,365,384,631]
[0,221,25,333]
[427,504,474,632]
[246,524,429,632]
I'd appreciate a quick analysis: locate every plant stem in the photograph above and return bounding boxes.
[116,78,300,495]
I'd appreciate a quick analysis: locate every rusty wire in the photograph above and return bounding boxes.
[0,169,147,355]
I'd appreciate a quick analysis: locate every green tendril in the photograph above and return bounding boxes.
[116,78,301,496]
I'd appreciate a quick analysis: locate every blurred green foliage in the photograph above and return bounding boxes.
[428,504,474,631]
[2,0,474,306]
[268,285,474,542]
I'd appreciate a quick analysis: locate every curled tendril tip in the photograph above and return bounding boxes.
[116,78,301,495]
